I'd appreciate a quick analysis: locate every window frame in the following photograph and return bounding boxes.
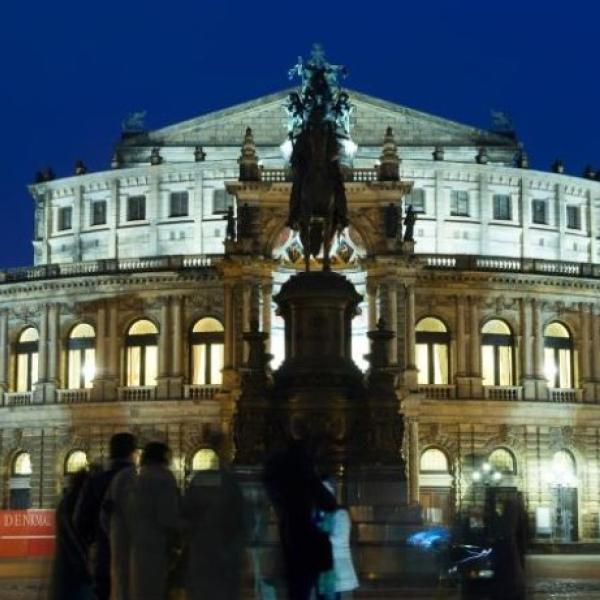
[169,191,189,218]
[91,200,107,226]
[566,205,581,230]
[15,328,39,392]
[450,190,470,217]
[127,195,146,222]
[67,325,96,389]
[125,320,159,387]
[57,206,73,231]
[481,321,515,386]
[406,188,426,214]
[492,194,512,221]
[532,199,548,225]
[544,322,573,389]
[189,318,224,385]
[420,448,450,474]
[415,318,450,385]
[212,189,235,215]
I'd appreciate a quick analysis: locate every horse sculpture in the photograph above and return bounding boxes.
[286,46,350,271]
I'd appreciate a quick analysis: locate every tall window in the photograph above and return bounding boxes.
[566,206,581,230]
[16,327,39,392]
[532,199,548,225]
[58,207,73,231]
[65,450,88,474]
[169,191,189,217]
[544,322,573,388]
[190,317,224,385]
[127,195,146,221]
[10,451,32,509]
[488,448,516,475]
[406,188,426,213]
[420,448,449,473]
[126,319,158,386]
[481,319,514,386]
[67,324,96,389]
[213,189,235,214]
[191,448,220,471]
[416,317,449,385]
[552,450,576,487]
[493,194,512,221]
[91,200,107,226]
[450,190,469,217]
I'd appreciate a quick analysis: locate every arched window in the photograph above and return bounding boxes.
[126,319,158,386]
[191,448,220,471]
[481,319,514,386]
[65,450,88,474]
[420,448,449,473]
[488,448,516,475]
[416,318,449,384]
[190,318,224,385]
[551,450,576,487]
[16,327,39,392]
[544,322,573,388]
[68,324,96,389]
[10,451,32,509]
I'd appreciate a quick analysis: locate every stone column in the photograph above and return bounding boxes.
[532,298,547,399]
[0,310,8,393]
[384,280,398,364]
[157,298,171,399]
[404,285,418,390]
[222,282,239,389]
[34,305,52,403]
[92,303,107,401]
[456,295,469,397]
[170,296,184,398]
[261,283,272,353]
[47,304,60,384]
[592,306,600,399]
[469,297,482,397]
[521,297,536,399]
[408,419,420,504]
[366,280,378,331]
[109,179,119,258]
[106,302,119,399]
[580,303,593,401]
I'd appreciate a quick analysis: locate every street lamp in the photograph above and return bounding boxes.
[472,461,503,485]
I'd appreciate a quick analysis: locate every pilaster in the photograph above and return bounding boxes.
[0,310,7,393]
[407,418,420,504]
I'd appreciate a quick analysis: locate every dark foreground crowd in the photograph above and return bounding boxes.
[49,434,358,600]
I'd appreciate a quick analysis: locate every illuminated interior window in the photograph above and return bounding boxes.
[126,319,158,386]
[191,448,220,471]
[420,448,449,473]
[488,448,516,474]
[16,327,39,392]
[481,319,514,386]
[65,450,88,474]
[13,452,32,476]
[68,324,96,389]
[416,318,449,384]
[190,318,224,385]
[544,322,572,388]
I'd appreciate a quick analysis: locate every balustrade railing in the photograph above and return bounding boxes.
[56,389,91,404]
[548,388,583,403]
[483,386,523,401]
[118,386,157,402]
[418,384,456,399]
[184,384,221,400]
[4,392,33,406]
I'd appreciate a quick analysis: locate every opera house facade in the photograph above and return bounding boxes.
[4,85,600,544]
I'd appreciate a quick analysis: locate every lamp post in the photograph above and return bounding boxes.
[472,462,503,534]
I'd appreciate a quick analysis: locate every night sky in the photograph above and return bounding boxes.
[1,0,598,267]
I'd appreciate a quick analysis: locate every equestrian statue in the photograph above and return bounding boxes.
[286,44,353,271]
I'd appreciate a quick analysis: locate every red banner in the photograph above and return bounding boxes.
[0,510,55,557]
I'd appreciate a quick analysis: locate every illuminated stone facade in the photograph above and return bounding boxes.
[4,88,600,544]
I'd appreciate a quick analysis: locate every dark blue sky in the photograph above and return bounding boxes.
[1,0,598,267]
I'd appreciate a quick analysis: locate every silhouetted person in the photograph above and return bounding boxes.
[128,442,180,600]
[182,467,246,600]
[74,432,137,600]
[49,469,93,600]
[491,498,527,600]
[263,442,337,600]
[316,478,358,600]
[101,461,137,600]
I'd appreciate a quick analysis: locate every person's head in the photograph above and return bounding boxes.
[109,432,137,461]
[140,442,171,467]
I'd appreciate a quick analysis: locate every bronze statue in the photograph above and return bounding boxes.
[403,205,417,243]
[286,45,351,271]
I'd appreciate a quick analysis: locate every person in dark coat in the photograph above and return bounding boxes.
[49,469,92,600]
[182,467,246,600]
[263,442,337,600]
[73,432,137,600]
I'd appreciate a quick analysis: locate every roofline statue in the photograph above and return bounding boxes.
[285,44,353,272]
